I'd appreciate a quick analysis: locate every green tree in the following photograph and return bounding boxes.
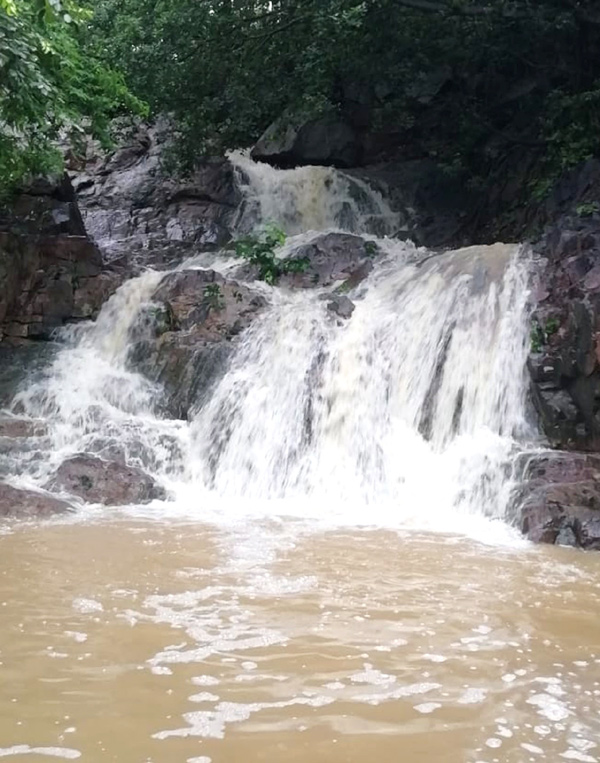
[86,0,600,185]
[0,0,145,197]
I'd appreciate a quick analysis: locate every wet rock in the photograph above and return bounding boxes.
[528,217,600,450]
[347,160,474,247]
[0,173,85,237]
[0,231,124,343]
[129,269,267,418]
[251,112,362,169]
[45,454,165,506]
[516,451,600,549]
[0,483,73,519]
[0,344,57,409]
[279,233,377,289]
[0,417,47,439]
[326,295,355,319]
[70,120,238,268]
[0,173,127,344]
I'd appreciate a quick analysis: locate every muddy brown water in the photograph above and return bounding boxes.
[0,518,599,762]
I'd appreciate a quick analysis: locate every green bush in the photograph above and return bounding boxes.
[233,225,309,285]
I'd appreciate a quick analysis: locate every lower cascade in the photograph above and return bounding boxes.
[6,157,533,538]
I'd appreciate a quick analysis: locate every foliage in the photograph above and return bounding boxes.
[233,225,308,285]
[575,201,600,217]
[0,0,145,198]
[6,0,600,198]
[85,0,600,186]
[364,241,378,257]
[203,283,225,312]
[531,317,560,352]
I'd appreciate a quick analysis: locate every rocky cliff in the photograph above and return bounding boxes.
[0,173,124,344]
[68,121,238,270]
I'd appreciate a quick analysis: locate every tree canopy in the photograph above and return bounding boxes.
[85,0,600,185]
[0,0,145,197]
[2,0,600,193]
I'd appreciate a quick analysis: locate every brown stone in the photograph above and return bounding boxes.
[0,483,73,519]
[129,268,267,418]
[44,454,166,506]
[0,417,47,439]
[517,451,600,549]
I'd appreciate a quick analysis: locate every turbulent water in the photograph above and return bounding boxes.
[1,155,600,762]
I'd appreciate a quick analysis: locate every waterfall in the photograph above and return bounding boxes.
[228,149,400,236]
[7,155,533,537]
[185,241,531,531]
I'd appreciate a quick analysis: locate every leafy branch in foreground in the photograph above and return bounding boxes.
[0,0,145,199]
[233,225,309,285]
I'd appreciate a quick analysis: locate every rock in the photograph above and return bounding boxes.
[251,112,362,169]
[528,217,600,450]
[0,416,47,439]
[516,451,600,548]
[70,120,238,268]
[326,295,355,319]
[0,483,73,519]
[347,159,474,247]
[0,173,85,237]
[45,454,166,506]
[0,231,124,342]
[279,232,377,289]
[0,173,126,344]
[129,269,267,418]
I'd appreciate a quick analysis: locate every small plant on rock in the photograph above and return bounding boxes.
[530,317,560,352]
[233,224,309,285]
[203,283,225,311]
[364,241,378,257]
[530,323,544,353]
[575,201,600,217]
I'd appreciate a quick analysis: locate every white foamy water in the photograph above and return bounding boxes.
[184,240,532,539]
[229,149,400,236]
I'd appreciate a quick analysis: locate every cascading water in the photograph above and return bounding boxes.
[6,155,533,538]
[185,241,531,534]
[229,149,400,236]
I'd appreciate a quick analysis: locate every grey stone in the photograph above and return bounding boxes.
[69,121,239,269]
[0,482,73,519]
[326,295,355,319]
[45,454,166,506]
[251,113,361,169]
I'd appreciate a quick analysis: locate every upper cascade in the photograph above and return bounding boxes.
[229,150,400,237]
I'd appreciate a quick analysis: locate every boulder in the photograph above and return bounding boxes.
[45,454,165,506]
[0,173,85,237]
[0,416,47,439]
[0,173,126,344]
[70,120,238,268]
[516,451,600,548]
[128,269,267,418]
[325,295,355,319]
[0,231,124,342]
[0,483,73,519]
[251,113,362,169]
[279,232,377,289]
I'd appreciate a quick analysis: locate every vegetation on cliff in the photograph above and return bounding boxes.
[0,0,144,197]
[2,0,600,194]
[85,0,600,186]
